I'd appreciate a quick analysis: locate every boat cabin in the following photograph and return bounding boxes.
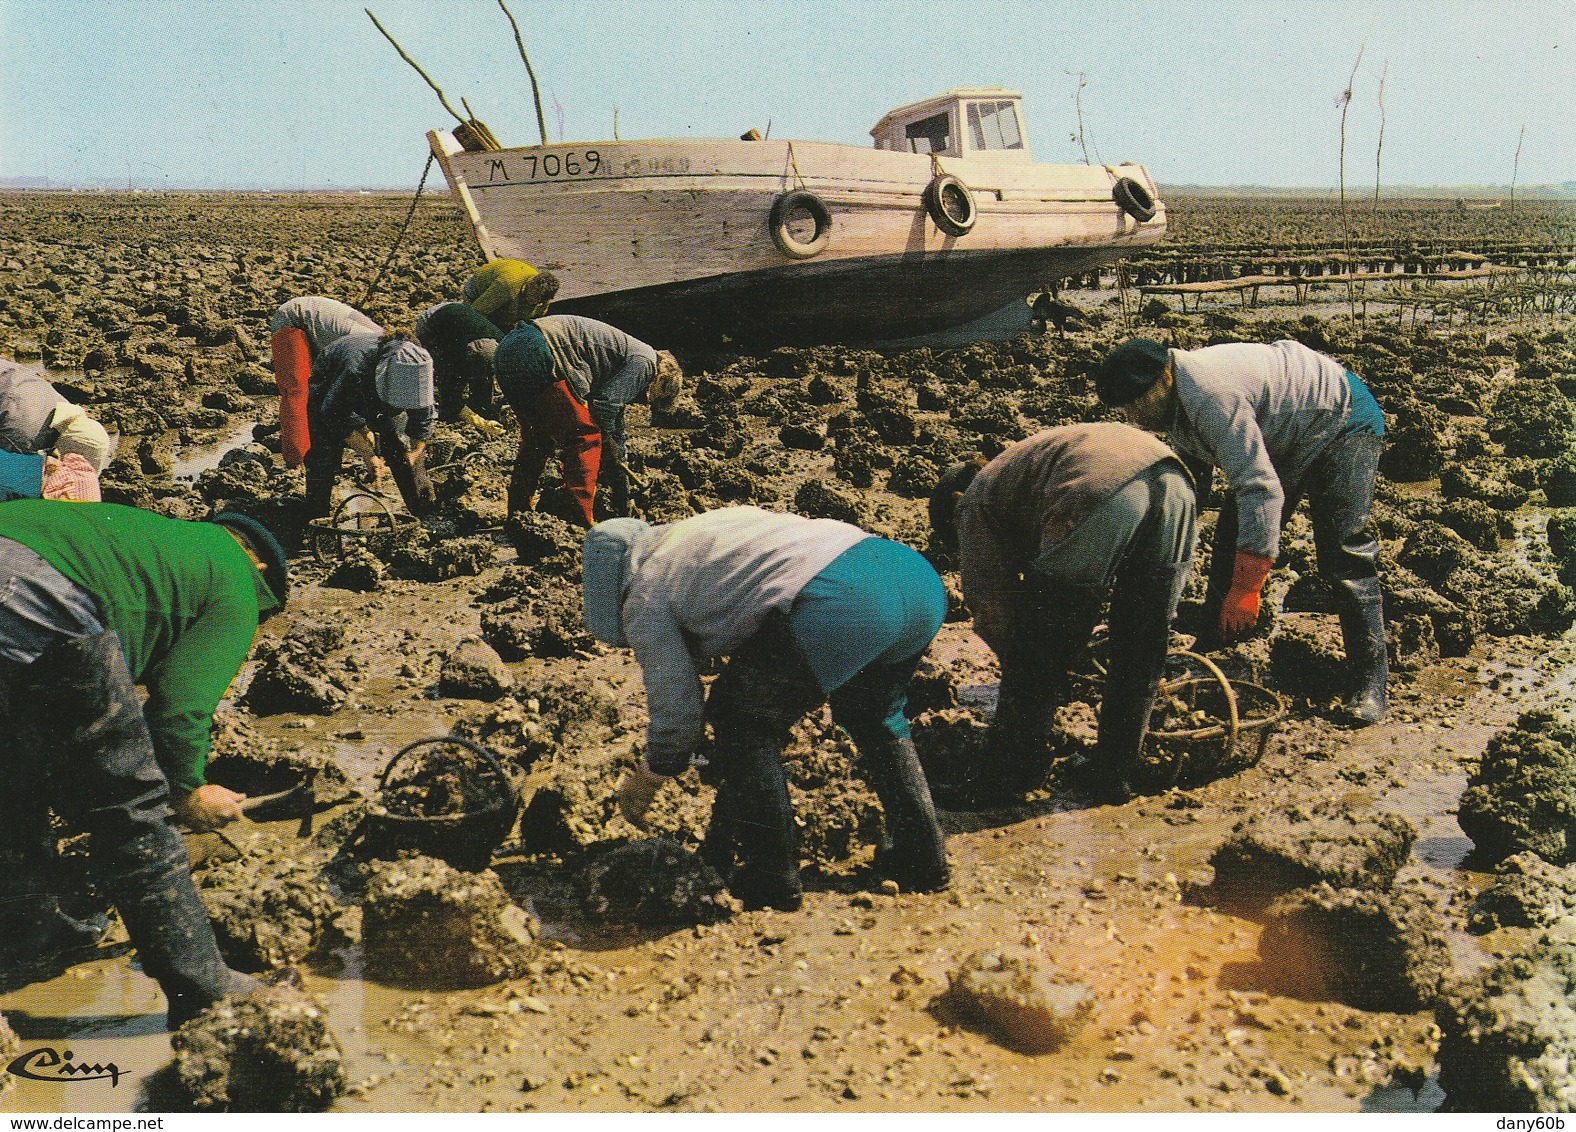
[869,88,1032,161]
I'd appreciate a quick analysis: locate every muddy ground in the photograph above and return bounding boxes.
[2,192,1576,1112]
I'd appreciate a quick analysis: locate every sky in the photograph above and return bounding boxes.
[1,0,1571,191]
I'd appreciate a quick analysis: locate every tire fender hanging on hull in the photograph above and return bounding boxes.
[769,190,833,259]
[924,173,977,237]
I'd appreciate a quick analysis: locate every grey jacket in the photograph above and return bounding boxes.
[1167,340,1354,558]
[0,360,67,456]
[534,314,657,403]
[269,297,382,357]
[619,507,868,766]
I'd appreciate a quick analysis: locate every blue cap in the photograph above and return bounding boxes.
[582,518,649,647]
[209,510,289,614]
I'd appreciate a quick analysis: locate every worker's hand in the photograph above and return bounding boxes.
[460,406,507,439]
[174,784,247,832]
[1219,551,1276,642]
[409,454,437,507]
[363,454,390,486]
[615,765,670,831]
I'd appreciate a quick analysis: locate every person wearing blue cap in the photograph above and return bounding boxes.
[0,502,288,1027]
[582,506,950,911]
[303,331,438,519]
[1095,337,1388,725]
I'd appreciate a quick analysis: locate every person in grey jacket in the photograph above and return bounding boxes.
[583,506,950,910]
[534,315,683,517]
[1096,337,1388,725]
[930,423,1197,804]
[268,296,383,359]
[0,358,114,473]
[304,333,436,519]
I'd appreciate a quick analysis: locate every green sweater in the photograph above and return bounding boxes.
[0,501,278,793]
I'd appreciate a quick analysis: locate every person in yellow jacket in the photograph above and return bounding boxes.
[462,259,560,335]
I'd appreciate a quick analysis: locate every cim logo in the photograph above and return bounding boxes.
[7,1047,120,1087]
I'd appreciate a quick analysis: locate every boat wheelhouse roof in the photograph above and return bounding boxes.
[868,87,1031,160]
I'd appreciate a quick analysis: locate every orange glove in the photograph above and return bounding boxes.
[1220,551,1275,641]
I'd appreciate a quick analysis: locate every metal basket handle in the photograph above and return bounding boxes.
[1171,649,1240,756]
[378,735,514,801]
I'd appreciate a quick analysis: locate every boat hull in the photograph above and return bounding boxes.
[429,132,1166,346]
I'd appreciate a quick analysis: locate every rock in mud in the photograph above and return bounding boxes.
[323,545,385,592]
[1204,804,1417,909]
[242,637,350,715]
[479,584,594,660]
[1256,880,1450,1011]
[947,948,1096,1054]
[197,848,336,971]
[910,707,992,803]
[439,637,515,701]
[571,837,734,925]
[1267,617,1349,701]
[504,510,582,574]
[391,535,497,581]
[168,991,344,1112]
[361,855,536,988]
[1470,853,1576,932]
[1435,935,1576,1112]
[1459,710,1576,866]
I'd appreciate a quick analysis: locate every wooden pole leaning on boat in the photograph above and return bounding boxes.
[364,7,501,152]
[496,0,549,147]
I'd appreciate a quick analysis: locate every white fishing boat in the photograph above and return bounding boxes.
[428,87,1166,346]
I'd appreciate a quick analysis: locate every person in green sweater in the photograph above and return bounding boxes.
[0,501,288,1028]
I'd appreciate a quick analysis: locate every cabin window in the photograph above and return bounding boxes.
[904,111,952,154]
[966,100,1023,151]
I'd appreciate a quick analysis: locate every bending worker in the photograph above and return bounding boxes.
[493,315,683,526]
[0,450,100,502]
[412,301,507,437]
[304,332,437,519]
[268,296,383,468]
[584,506,951,911]
[929,422,1197,806]
[0,356,115,474]
[462,259,559,335]
[1096,337,1388,725]
[0,502,288,1027]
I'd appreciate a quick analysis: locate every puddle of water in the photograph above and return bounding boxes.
[172,420,259,482]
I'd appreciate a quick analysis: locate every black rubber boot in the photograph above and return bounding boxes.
[1098,562,1190,796]
[722,739,803,912]
[20,632,254,1029]
[102,830,255,1029]
[698,774,741,876]
[967,583,1104,807]
[303,444,341,520]
[704,613,826,912]
[1335,574,1389,726]
[858,736,949,893]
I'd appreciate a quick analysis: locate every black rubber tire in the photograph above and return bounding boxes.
[769,190,832,259]
[1113,176,1158,223]
[924,173,977,237]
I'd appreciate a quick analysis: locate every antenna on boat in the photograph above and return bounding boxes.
[496,0,550,147]
[365,7,501,151]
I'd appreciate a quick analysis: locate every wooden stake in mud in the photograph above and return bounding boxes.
[497,0,549,147]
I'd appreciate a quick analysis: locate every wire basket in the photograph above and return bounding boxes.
[362,737,519,871]
[308,492,421,563]
[1127,651,1288,794]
